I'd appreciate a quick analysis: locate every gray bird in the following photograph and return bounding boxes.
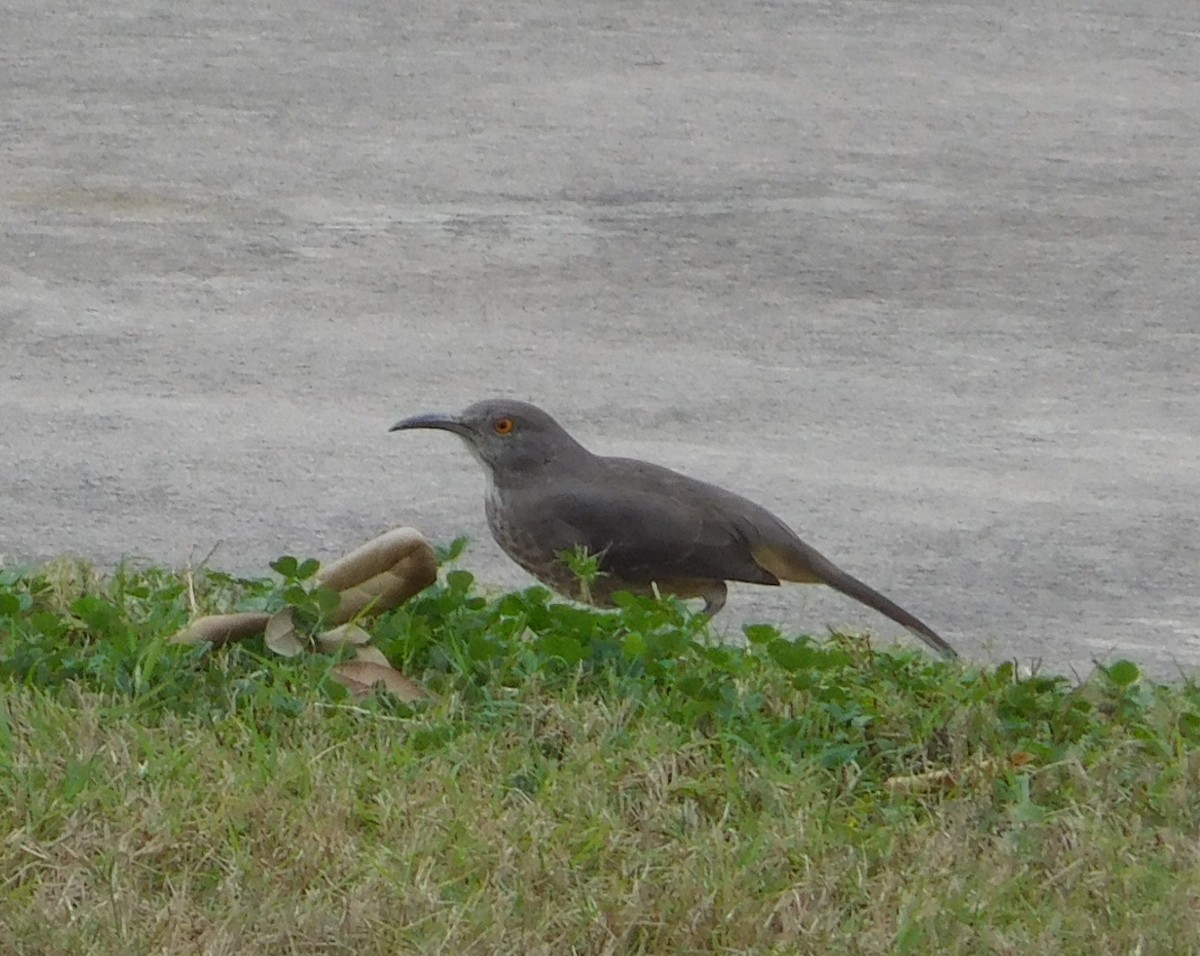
[391,399,957,658]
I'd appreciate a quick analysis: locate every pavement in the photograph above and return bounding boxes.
[2,0,1198,675]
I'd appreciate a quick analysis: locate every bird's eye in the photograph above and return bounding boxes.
[493,417,515,435]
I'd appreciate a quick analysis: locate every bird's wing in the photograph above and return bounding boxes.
[524,459,781,586]
[519,459,959,659]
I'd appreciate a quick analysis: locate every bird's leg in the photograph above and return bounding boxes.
[698,581,728,618]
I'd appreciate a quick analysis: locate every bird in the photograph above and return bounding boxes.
[390,399,957,658]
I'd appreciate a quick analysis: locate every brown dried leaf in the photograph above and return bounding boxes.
[318,527,437,592]
[885,758,998,794]
[331,661,430,702]
[352,645,393,667]
[334,570,420,622]
[320,528,438,624]
[171,612,271,646]
[315,623,373,653]
[265,607,306,658]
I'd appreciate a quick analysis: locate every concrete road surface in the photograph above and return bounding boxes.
[3,0,1198,675]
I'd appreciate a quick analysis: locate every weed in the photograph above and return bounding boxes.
[1,556,1198,953]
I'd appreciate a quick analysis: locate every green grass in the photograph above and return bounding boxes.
[2,555,1199,954]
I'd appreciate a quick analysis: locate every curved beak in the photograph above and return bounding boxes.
[388,412,476,440]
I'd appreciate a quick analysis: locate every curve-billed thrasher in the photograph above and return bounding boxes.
[391,399,957,658]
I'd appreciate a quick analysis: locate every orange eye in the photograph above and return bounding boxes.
[493,417,515,435]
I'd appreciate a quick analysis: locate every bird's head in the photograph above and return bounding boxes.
[390,399,590,478]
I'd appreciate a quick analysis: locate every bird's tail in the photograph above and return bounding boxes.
[753,541,958,659]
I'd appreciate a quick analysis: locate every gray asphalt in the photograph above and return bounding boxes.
[3,0,1198,675]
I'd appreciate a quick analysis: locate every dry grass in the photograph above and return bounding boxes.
[3,559,1199,954]
[3,685,1199,955]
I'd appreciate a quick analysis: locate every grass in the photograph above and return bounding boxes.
[2,553,1200,954]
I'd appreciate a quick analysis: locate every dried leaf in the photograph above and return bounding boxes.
[333,566,425,622]
[316,622,373,652]
[885,758,999,794]
[319,529,438,624]
[265,607,306,658]
[331,661,430,702]
[318,527,437,593]
[171,612,270,646]
[352,645,392,667]
[885,767,960,794]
